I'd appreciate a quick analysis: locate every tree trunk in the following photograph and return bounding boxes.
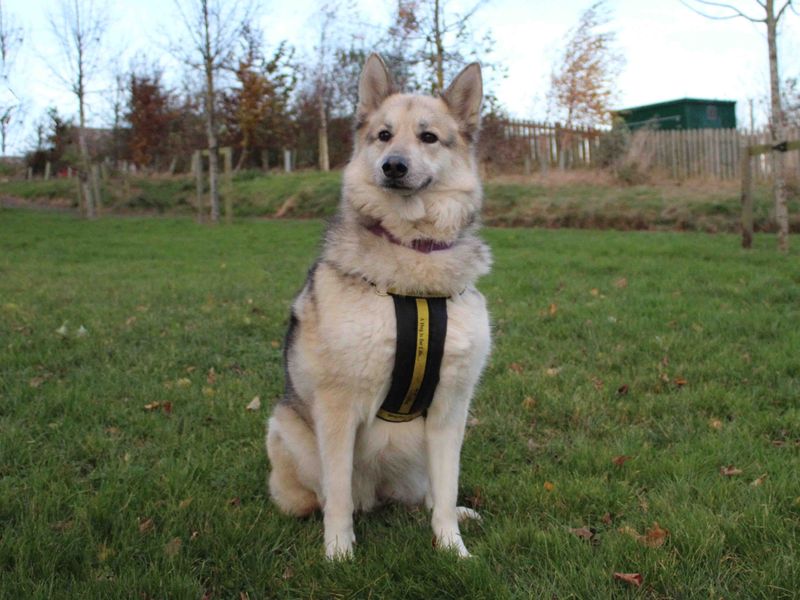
[203,1,220,223]
[766,0,789,251]
[78,86,95,219]
[318,98,330,172]
[433,0,444,93]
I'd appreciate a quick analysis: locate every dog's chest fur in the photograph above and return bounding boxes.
[289,261,490,423]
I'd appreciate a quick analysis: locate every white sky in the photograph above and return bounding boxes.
[3,0,800,155]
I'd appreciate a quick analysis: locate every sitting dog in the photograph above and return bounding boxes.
[266,53,492,559]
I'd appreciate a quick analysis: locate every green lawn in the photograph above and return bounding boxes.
[1,210,799,598]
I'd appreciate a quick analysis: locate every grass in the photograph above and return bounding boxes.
[3,169,799,232]
[1,209,799,598]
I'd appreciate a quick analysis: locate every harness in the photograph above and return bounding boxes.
[376,291,449,423]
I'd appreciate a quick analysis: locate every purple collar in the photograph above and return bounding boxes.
[366,222,453,254]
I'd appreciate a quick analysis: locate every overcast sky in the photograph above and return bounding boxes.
[3,0,800,155]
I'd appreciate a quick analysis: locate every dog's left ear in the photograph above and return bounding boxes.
[443,63,483,139]
[357,53,394,122]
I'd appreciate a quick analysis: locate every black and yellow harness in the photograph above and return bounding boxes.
[376,291,448,423]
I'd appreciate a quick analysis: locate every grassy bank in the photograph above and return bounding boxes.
[3,169,798,232]
[1,209,798,598]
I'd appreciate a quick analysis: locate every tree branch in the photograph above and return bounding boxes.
[682,0,765,21]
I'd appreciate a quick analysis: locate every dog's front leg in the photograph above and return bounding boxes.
[314,396,358,560]
[425,411,470,558]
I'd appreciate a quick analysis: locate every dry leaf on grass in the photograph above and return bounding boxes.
[522,396,536,409]
[246,396,261,411]
[674,377,688,387]
[709,419,723,430]
[178,497,193,510]
[509,362,524,374]
[751,474,768,487]
[601,512,614,525]
[548,303,558,316]
[543,481,555,492]
[164,537,182,557]
[614,277,628,289]
[720,465,743,477]
[207,367,217,385]
[138,517,154,534]
[270,340,280,349]
[590,288,600,297]
[617,384,629,395]
[613,572,643,587]
[612,455,633,467]
[143,402,160,411]
[569,527,598,544]
[545,367,560,377]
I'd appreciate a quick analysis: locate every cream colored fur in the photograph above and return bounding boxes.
[266,54,491,560]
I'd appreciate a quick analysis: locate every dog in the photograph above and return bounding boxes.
[265,53,492,560]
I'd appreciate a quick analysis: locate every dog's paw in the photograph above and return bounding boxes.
[456,506,482,523]
[324,529,356,561]
[434,530,472,558]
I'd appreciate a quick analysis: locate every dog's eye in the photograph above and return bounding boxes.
[420,132,438,144]
[378,130,392,142]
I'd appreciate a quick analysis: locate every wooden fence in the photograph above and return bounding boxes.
[629,126,800,180]
[498,119,601,170]
[499,119,800,180]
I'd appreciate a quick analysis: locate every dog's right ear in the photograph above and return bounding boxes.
[357,54,394,122]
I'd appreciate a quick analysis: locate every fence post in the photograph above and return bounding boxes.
[193,151,204,223]
[740,147,753,249]
[44,162,51,181]
[283,148,292,173]
[222,147,233,224]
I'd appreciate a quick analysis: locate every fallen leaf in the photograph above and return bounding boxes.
[246,396,261,411]
[202,386,215,397]
[190,530,200,541]
[569,527,596,542]
[29,376,46,388]
[617,384,629,395]
[545,367,560,377]
[125,316,137,326]
[751,474,768,487]
[178,497,193,509]
[143,402,160,411]
[55,323,69,337]
[281,566,294,580]
[162,401,173,415]
[674,377,688,387]
[138,517,154,534]
[601,512,613,525]
[591,377,604,391]
[590,288,600,297]
[614,277,628,289]
[76,325,88,337]
[612,455,633,467]
[164,537,182,557]
[522,396,536,409]
[642,522,669,547]
[207,367,217,385]
[176,377,192,388]
[466,486,483,509]
[509,362,524,374]
[467,417,480,427]
[720,465,743,477]
[228,497,241,507]
[709,419,723,430]
[613,572,643,587]
[105,426,121,435]
[270,340,280,349]
[543,481,555,492]
[661,355,670,367]
[548,303,558,316]
[51,519,74,532]
[97,544,113,562]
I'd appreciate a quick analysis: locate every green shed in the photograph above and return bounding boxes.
[613,98,736,131]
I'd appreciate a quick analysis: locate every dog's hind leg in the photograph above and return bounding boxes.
[266,404,321,517]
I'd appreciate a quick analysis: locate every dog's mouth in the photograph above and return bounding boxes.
[380,177,433,195]
[365,221,453,254]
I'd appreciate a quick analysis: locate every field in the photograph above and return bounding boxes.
[2,169,799,233]
[1,209,799,598]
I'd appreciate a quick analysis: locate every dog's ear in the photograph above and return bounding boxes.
[357,54,394,121]
[443,62,483,140]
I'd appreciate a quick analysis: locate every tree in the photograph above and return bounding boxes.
[221,27,295,170]
[0,0,23,156]
[171,0,256,223]
[547,1,624,129]
[785,76,800,125]
[48,0,108,219]
[126,67,176,169]
[683,0,797,252]
[382,0,502,96]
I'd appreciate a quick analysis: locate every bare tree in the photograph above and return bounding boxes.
[48,0,108,219]
[547,1,625,129]
[170,0,256,223]
[684,0,797,251]
[0,0,23,156]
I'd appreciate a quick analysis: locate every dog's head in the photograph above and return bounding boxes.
[343,54,484,243]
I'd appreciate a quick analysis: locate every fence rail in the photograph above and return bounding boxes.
[499,119,800,180]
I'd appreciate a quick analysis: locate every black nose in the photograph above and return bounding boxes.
[382,156,408,179]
